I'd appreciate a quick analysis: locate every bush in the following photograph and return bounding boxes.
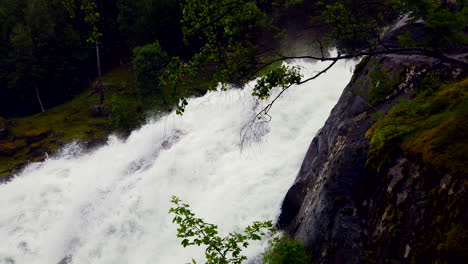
[169,196,274,264]
[109,95,142,133]
[133,42,169,98]
[262,234,310,264]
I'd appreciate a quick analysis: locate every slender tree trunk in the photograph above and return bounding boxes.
[35,85,45,112]
[96,40,104,104]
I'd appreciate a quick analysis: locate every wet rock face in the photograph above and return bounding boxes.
[278,52,465,264]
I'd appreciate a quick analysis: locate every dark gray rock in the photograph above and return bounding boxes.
[57,255,72,264]
[278,52,466,264]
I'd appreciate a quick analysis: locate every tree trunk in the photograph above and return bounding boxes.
[35,85,45,112]
[96,40,104,104]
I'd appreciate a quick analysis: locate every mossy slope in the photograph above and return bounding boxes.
[366,77,468,177]
[0,65,138,179]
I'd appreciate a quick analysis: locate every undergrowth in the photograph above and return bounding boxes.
[366,76,468,176]
[262,234,310,264]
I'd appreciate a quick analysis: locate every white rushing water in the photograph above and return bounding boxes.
[0,59,355,264]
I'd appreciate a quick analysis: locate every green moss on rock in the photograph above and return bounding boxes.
[366,78,468,176]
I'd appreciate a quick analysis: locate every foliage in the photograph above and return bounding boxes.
[1,0,186,117]
[252,65,302,100]
[0,64,146,178]
[314,0,397,53]
[109,95,142,133]
[178,0,275,89]
[366,78,468,175]
[159,0,467,116]
[158,57,201,114]
[0,0,94,116]
[262,234,310,264]
[61,0,102,43]
[1,0,466,119]
[133,42,169,98]
[394,0,468,49]
[367,62,402,105]
[169,196,274,264]
[117,0,183,53]
[317,0,467,52]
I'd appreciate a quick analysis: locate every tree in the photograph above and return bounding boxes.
[23,0,60,112]
[169,0,467,117]
[262,234,310,264]
[169,196,274,264]
[0,0,95,116]
[62,0,105,104]
[8,23,44,112]
[133,42,171,103]
[117,0,184,54]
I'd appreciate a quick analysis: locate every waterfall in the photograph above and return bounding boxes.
[0,58,355,264]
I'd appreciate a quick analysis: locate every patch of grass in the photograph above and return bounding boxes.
[0,62,227,178]
[262,234,311,264]
[0,65,139,178]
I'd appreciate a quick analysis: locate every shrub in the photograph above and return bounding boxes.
[109,95,142,133]
[133,41,169,98]
[169,196,274,264]
[262,234,310,264]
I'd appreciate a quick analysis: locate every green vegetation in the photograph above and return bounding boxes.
[157,0,467,116]
[262,234,310,264]
[364,73,467,264]
[0,88,106,178]
[133,42,169,99]
[169,196,274,264]
[2,0,465,117]
[169,196,311,264]
[411,186,467,263]
[0,0,186,117]
[367,62,402,105]
[395,0,468,49]
[0,65,139,178]
[366,77,468,175]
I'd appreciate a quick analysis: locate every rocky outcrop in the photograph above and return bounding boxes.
[278,52,466,263]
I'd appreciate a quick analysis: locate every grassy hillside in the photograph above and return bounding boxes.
[0,65,139,179]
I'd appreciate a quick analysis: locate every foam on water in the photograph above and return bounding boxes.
[0,58,355,264]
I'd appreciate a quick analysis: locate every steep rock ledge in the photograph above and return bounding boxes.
[278,52,466,264]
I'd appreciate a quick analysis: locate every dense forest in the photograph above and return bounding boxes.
[0,0,186,116]
[2,0,465,118]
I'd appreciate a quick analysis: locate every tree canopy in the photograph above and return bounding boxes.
[1,0,466,118]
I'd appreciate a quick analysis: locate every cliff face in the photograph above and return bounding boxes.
[278,47,467,262]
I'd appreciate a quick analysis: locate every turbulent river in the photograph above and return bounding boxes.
[0,59,355,264]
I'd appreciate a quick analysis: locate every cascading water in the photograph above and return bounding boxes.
[0,58,355,264]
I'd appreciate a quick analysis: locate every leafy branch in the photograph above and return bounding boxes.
[169,196,274,264]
